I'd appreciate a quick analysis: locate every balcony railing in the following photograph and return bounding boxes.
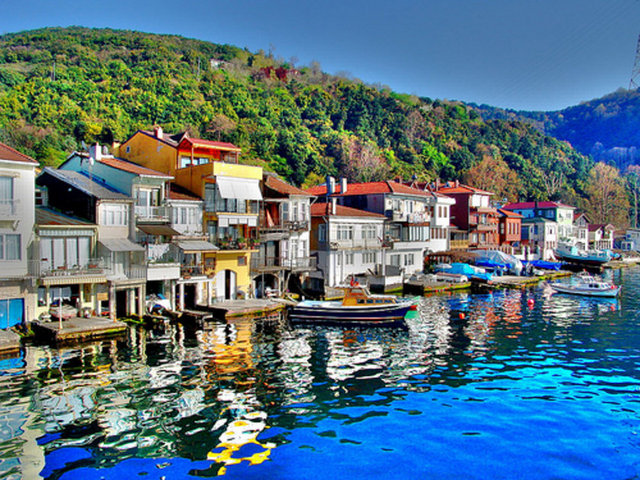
[181,265,215,277]
[450,239,469,250]
[322,238,384,250]
[30,258,110,278]
[125,264,147,280]
[135,205,170,221]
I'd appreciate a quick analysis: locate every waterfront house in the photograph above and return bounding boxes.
[59,148,184,309]
[36,168,145,319]
[521,217,558,260]
[254,173,315,298]
[497,209,523,247]
[33,207,108,319]
[0,142,38,328]
[117,127,261,302]
[503,201,576,244]
[588,224,615,251]
[309,200,387,290]
[573,213,590,250]
[435,181,499,249]
[306,178,439,276]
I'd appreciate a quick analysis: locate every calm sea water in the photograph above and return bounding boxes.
[1,268,639,479]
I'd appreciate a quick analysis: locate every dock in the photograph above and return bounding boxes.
[0,329,21,355]
[404,279,473,295]
[31,316,128,344]
[178,299,286,322]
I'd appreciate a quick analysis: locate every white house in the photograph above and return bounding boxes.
[521,217,558,260]
[0,142,38,328]
[309,200,387,289]
[589,224,615,251]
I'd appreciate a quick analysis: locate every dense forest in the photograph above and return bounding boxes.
[473,89,640,172]
[0,26,599,210]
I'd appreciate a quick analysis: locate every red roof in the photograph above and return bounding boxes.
[306,180,429,197]
[503,201,574,210]
[498,208,523,218]
[98,157,172,177]
[178,137,241,152]
[588,223,614,232]
[310,202,387,218]
[264,174,310,197]
[0,142,38,165]
[437,182,494,196]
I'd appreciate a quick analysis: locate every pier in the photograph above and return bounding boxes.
[31,316,127,344]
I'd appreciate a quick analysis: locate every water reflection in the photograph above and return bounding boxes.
[0,268,638,478]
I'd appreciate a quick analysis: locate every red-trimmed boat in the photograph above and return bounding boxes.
[288,286,415,327]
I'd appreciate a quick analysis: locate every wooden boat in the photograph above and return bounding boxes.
[550,276,620,298]
[289,286,415,326]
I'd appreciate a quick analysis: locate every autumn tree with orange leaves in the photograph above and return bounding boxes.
[584,162,629,227]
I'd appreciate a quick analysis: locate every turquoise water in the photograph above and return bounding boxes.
[1,268,639,479]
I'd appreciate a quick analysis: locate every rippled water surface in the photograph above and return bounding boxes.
[1,268,640,479]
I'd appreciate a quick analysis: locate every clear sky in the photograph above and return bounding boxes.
[2,0,640,111]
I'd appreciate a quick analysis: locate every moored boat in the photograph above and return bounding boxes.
[554,242,611,267]
[288,286,415,326]
[549,275,620,298]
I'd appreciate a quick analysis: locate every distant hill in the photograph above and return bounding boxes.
[0,26,593,204]
[472,89,640,172]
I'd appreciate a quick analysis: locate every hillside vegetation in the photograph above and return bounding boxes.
[0,27,593,205]
[474,89,640,172]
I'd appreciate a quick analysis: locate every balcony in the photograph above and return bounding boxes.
[450,239,469,250]
[322,238,384,250]
[181,264,215,278]
[30,258,110,285]
[135,205,170,222]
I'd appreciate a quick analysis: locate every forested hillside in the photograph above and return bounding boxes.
[473,89,640,172]
[0,27,593,206]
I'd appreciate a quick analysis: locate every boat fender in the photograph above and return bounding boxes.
[459,312,465,320]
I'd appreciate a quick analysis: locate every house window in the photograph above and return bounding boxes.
[101,204,129,226]
[345,253,354,265]
[337,225,353,241]
[0,234,20,260]
[126,145,131,153]
[390,255,401,266]
[0,176,13,207]
[404,254,414,266]
[361,225,376,239]
[318,224,326,242]
[282,203,290,222]
[238,256,247,266]
[363,252,376,264]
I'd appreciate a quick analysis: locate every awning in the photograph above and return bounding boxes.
[137,224,180,236]
[175,240,218,253]
[216,176,262,201]
[42,275,107,286]
[99,238,145,252]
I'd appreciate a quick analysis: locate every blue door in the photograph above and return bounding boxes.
[0,299,24,329]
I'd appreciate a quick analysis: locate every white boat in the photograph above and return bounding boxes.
[550,276,620,298]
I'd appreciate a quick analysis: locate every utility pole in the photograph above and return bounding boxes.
[629,34,640,90]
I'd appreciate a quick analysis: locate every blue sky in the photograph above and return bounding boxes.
[2,0,640,111]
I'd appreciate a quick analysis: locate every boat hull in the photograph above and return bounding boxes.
[550,284,620,298]
[289,301,412,327]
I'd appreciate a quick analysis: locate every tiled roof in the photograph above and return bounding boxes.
[437,182,494,196]
[306,180,429,197]
[264,174,311,197]
[98,156,172,178]
[178,137,241,152]
[138,129,187,147]
[167,183,201,201]
[498,208,523,218]
[42,168,130,201]
[0,141,38,164]
[503,201,574,210]
[588,223,614,231]
[36,207,94,227]
[310,202,387,218]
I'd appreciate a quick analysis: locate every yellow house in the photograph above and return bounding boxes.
[118,128,262,302]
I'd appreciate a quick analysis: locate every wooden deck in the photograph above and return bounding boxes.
[31,316,128,344]
[0,329,21,355]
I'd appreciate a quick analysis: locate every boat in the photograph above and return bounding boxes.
[554,242,612,267]
[146,293,172,314]
[288,285,415,326]
[435,262,493,283]
[549,275,620,298]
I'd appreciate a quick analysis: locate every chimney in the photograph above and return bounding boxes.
[326,175,335,195]
[455,179,459,188]
[154,126,163,139]
[340,177,347,194]
[331,197,337,215]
